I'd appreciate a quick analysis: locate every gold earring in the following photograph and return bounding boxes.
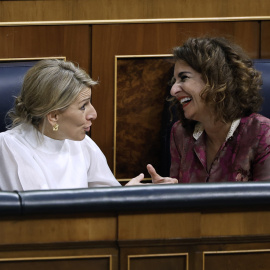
[53,123,59,131]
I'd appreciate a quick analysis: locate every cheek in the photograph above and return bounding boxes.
[75,113,87,126]
[198,80,206,91]
[61,113,85,128]
[192,82,205,96]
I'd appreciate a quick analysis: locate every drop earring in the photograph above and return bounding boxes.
[53,123,59,131]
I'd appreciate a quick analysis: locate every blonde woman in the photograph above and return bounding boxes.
[0,59,176,190]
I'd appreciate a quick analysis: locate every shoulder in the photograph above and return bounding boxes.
[171,120,184,133]
[239,113,270,145]
[0,126,23,146]
[241,113,270,131]
[79,135,106,159]
[171,120,193,139]
[81,134,102,151]
[0,125,37,169]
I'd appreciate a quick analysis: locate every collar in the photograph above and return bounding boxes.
[21,123,66,154]
[193,119,241,141]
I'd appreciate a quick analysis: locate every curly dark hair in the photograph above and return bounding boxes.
[170,36,263,131]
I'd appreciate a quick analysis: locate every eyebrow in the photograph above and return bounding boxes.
[78,97,91,104]
[178,71,192,77]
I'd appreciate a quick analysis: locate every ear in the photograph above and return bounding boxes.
[46,111,60,126]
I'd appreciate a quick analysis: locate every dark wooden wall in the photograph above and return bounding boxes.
[1,0,270,21]
[0,25,91,71]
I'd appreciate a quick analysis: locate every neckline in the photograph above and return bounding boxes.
[193,119,241,141]
[22,124,66,154]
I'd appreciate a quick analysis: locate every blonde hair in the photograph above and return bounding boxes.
[8,59,97,128]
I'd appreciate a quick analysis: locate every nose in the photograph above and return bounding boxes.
[170,83,182,97]
[87,103,97,120]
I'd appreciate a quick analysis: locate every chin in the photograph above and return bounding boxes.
[184,111,197,121]
[184,114,193,120]
[69,134,86,141]
[78,134,86,141]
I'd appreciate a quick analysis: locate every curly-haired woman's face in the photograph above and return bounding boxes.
[171,60,211,122]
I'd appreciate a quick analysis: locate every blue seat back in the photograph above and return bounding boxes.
[254,59,270,118]
[0,60,38,133]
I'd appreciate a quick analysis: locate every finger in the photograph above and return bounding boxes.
[161,177,178,184]
[134,173,144,182]
[171,178,178,183]
[147,164,161,179]
[152,176,178,184]
[125,173,144,186]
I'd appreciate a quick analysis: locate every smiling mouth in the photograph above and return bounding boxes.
[178,96,192,107]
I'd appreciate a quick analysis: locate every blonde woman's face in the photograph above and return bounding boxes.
[54,87,97,141]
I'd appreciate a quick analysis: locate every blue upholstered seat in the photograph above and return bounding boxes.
[254,59,270,118]
[0,60,38,133]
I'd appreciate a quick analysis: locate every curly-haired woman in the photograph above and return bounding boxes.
[168,36,270,182]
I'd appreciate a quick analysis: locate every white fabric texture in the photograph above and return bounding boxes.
[193,119,241,140]
[0,124,120,191]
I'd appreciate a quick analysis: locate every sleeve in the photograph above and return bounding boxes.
[252,123,270,181]
[0,135,21,190]
[83,136,121,187]
[0,134,48,191]
[169,122,182,180]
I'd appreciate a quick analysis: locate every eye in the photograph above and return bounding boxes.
[180,75,189,82]
[80,103,87,111]
[80,99,92,111]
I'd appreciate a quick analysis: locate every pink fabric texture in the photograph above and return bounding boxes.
[170,113,270,182]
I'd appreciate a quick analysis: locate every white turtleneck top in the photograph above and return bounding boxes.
[0,124,120,191]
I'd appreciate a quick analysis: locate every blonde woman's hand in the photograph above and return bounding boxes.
[125,173,145,186]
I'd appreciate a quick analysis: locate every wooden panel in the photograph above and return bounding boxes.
[0,246,118,270]
[118,212,201,240]
[128,253,187,270]
[118,210,270,241]
[204,250,270,270]
[0,256,112,270]
[0,215,117,245]
[119,246,191,270]
[201,211,270,237]
[92,22,260,172]
[0,25,91,72]
[1,0,270,22]
[115,56,174,179]
[261,21,270,58]
[1,210,270,270]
